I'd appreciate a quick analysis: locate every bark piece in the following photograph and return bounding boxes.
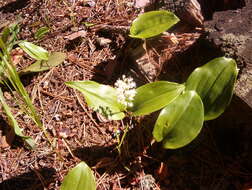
[204,0,252,107]
[124,31,202,83]
[146,0,204,26]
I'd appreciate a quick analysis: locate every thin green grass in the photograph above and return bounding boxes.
[0,25,52,147]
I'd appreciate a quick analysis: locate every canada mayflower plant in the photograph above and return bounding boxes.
[64,5,238,151]
[115,75,137,108]
[66,56,238,149]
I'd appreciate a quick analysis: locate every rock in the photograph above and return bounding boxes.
[143,0,204,27]
[204,0,252,107]
[135,0,152,8]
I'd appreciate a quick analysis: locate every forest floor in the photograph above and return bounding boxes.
[0,0,252,189]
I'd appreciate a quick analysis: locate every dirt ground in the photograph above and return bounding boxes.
[0,0,252,190]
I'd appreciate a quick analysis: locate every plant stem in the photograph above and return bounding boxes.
[116,122,129,155]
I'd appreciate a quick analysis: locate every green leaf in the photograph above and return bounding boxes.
[1,27,10,44]
[34,26,50,39]
[130,81,185,116]
[4,23,20,51]
[65,81,125,120]
[185,57,238,120]
[2,56,42,128]
[60,162,96,190]
[153,90,204,149]
[82,22,96,27]
[18,41,49,60]
[129,10,180,39]
[20,52,66,74]
[0,88,35,149]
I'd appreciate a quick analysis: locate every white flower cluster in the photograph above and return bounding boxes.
[115,75,136,108]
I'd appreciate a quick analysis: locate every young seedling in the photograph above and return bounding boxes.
[0,24,66,147]
[0,25,46,147]
[34,26,50,40]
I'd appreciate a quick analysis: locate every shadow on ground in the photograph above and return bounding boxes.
[73,116,155,188]
[0,167,55,190]
[73,94,252,189]
[0,0,30,13]
[146,95,252,189]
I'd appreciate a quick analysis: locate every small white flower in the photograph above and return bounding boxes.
[128,102,133,107]
[115,75,136,108]
[54,114,61,121]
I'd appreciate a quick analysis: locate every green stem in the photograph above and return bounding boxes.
[116,124,129,155]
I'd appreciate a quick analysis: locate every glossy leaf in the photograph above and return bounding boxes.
[153,90,204,149]
[34,26,50,39]
[65,81,125,120]
[0,88,35,149]
[18,41,49,60]
[186,57,238,120]
[20,52,66,74]
[130,81,185,116]
[129,10,179,39]
[60,162,96,190]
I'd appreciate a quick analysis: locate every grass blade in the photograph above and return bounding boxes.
[0,87,35,149]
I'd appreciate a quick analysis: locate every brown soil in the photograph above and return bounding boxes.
[0,0,252,190]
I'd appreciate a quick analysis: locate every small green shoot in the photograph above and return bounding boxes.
[0,88,35,149]
[0,24,66,147]
[82,22,96,27]
[1,23,20,51]
[34,26,50,40]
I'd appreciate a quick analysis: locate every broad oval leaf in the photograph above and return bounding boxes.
[130,81,185,116]
[153,90,204,149]
[60,162,96,190]
[65,81,125,120]
[185,57,238,120]
[129,10,180,39]
[18,41,49,60]
[20,52,66,74]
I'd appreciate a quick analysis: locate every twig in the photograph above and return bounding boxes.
[62,138,75,159]
[74,90,99,127]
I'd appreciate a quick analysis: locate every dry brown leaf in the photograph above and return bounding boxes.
[0,136,10,148]
[135,0,151,8]
[64,30,87,40]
